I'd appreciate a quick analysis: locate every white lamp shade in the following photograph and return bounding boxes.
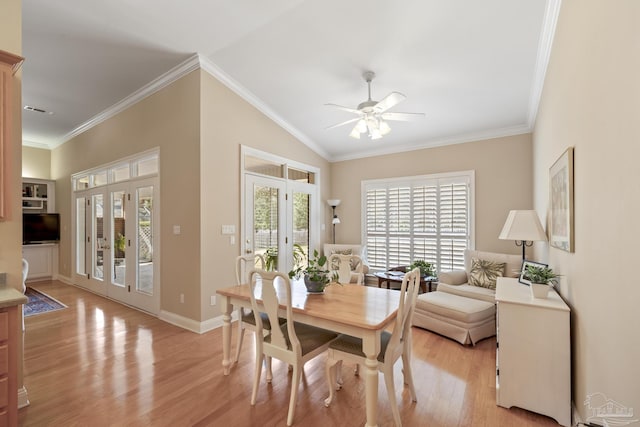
[499,210,547,242]
[327,199,341,207]
[332,217,341,225]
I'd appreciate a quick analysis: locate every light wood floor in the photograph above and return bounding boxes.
[18,281,561,427]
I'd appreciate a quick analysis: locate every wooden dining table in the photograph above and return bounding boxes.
[217,281,401,427]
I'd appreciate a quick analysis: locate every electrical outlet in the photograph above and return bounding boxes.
[180,293,184,303]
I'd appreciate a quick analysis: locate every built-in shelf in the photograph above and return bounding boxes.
[22,178,55,214]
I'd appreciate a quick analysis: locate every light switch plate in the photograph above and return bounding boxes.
[221,225,235,235]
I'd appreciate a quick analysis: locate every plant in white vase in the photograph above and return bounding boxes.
[524,265,560,299]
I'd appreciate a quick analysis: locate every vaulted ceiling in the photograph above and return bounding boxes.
[22,0,559,161]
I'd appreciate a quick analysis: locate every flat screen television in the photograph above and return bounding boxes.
[23,213,60,244]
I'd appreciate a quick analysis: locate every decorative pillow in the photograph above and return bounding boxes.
[330,249,353,270]
[468,258,505,290]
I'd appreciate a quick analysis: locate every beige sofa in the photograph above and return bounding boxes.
[413,249,521,345]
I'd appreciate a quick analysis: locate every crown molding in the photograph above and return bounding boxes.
[42,52,330,160]
[50,54,202,149]
[527,0,562,128]
[21,139,51,149]
[197,54,330,160]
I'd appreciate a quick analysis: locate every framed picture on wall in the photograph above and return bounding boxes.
[549,147,575,252]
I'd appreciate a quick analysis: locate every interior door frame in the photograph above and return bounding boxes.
[240,146,321,274]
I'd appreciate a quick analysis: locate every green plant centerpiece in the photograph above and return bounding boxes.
[409,260,436,277]
[524,265,560,299]
[288,249,338,293]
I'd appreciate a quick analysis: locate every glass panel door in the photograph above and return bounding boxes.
[126,178,159,313]
[291,185,313,265]
[136,185,154,295]
[245,175,286,272]
[92,193,106,282]
[106,183,129,303]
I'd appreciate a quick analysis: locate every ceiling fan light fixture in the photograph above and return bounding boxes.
[379,120,391,136]
[325,70,423,140]
[369,127,383,140]
[349,126,361,139]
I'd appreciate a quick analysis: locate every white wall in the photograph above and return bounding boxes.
[533,0,640,421]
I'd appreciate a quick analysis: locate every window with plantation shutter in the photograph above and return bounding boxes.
[362,171,474,274]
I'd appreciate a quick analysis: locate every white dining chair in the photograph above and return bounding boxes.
[324,267,421,427]
[327,253,364,285]
[234,254,285,368]
[248,269,338,426]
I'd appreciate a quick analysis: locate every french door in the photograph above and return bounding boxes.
[244,174,316,274]
[74,177,159,314]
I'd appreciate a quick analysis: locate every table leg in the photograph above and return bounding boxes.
[362,331,381,427]
[221,295,233,375]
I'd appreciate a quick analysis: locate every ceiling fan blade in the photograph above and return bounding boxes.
[374,92,406,113]
[381,112,425,122]
[325,117,360,130]
[325,103,362,115]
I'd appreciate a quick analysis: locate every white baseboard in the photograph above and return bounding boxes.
[55,274,73,285]
[158,310,237,334]
[18,386,30,408]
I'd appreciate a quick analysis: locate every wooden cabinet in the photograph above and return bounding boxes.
[0,289,28,427]
[0,49,24,220]
[495,277,571,427]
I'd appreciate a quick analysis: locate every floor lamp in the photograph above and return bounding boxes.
[327,199,341,244]
[499,210,547,261]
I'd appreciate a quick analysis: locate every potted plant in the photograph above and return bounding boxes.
[264,244,305,272]
[288,249,338,293]
[409,260,436,277]
[524,264,560,299]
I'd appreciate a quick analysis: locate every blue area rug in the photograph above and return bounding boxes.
[24,287,67,317]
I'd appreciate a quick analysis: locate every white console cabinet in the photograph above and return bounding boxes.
[495,277,571,427]
[22,244,58,281]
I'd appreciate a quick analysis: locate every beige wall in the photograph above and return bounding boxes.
[199,70,331,319]
[22,146,51,179]
[533,0,640,420]
[49,67,331,323]
[330,133,533,256]
[51,70,202,320]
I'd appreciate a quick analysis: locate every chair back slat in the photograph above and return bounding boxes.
[236,254,266,285]
[248,269,296,351]
[386,267,421,355]
[328,253,363,284]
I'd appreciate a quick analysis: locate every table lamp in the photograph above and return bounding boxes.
[499,210,547,261]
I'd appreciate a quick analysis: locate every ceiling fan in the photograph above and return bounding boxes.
[326,71,424,140]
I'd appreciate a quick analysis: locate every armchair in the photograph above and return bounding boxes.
[323,244,369,284]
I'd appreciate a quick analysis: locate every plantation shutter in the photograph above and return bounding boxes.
[363,172,472,273]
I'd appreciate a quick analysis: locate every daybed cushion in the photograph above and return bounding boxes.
[413,291,496,345]
[436,283,496,303]
[415,292,495,324]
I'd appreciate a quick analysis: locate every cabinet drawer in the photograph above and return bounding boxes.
[0,408,6,427]
[0,376,7,408]
[0,345,7,375]
[0,312,7,341]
